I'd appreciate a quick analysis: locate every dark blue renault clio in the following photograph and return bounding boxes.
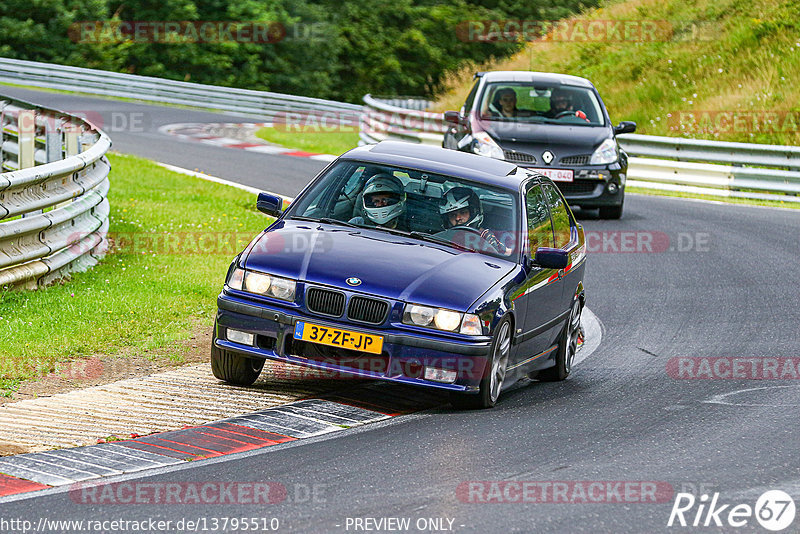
[213,141,586,408]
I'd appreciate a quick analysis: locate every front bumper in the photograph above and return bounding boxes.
[214,294,493,392]
[520,164,625,208]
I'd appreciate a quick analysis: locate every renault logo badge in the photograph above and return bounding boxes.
[346,277,362,286]
[542,150,555,165]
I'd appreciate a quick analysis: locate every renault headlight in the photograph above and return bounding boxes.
[472,131,505,160]
[227,267,296,302]
[403,304,483,335]
[590,138,618,165]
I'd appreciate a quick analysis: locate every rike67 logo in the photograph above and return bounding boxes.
[668,490,796,531]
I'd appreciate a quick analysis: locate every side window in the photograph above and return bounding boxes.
[462,81,479,114]
[542,183,572,249]
[525,184,553,254]
[341,166,366,199]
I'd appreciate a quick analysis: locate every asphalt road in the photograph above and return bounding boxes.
[0,86,328,196]
[3,87,800,533]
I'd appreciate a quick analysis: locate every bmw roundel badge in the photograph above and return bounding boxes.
[346,277,362,286]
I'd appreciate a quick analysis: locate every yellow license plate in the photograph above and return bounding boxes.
[293,321,384,355]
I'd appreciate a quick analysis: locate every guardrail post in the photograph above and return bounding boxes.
[18,110,38,218]
[18,110,35,169]
[65,129,79,157]
[45,117,62,163]
[0,103,6,169]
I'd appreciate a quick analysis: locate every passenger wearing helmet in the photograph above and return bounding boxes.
[349,173,408,229]
[439,187,511,255]
[545,87,589,121]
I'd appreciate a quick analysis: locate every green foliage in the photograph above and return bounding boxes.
[0,0,595,102]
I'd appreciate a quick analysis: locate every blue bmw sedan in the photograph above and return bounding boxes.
[213,141,586,408]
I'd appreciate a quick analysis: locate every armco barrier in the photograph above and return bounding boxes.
[0,57,360,121]
[0,94,110,289]
[361,95,800,203]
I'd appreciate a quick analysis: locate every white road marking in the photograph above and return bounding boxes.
[573,306,602,368]
[703,384,800,407]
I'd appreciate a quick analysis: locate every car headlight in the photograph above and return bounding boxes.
[403,304,483,335]
[472,131,504,160]
[245,271,272,295]
[227,267,296,302]
[227,266,244,290]
[590,138,618,165]
[269,276,296,300]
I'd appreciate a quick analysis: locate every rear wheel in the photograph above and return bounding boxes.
[538,299,582,382]
[211,345,264,386]
[599,202,623,219]
[450,318,512,409]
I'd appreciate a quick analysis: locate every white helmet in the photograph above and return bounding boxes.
[362,174,406,226]
[439,186,483,228]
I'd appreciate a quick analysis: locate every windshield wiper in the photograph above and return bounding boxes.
[409,231,473,252]
[361,225,474,252]
[288,215,362,228]
[319,217,359,228]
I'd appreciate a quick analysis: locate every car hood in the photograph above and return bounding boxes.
[242,220,515,311]
[481,120,611,154]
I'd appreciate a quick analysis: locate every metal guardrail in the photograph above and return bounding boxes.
[0,57,360,121]
[0,94,110,289]
[361,95,800,203]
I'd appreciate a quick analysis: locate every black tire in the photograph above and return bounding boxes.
[538,299,582,382]
[211,345,265,386]
[449,318,512,409]
[599,203,623,219]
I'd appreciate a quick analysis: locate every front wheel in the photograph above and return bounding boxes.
[538,299,582,382]
[211,345,265,386]
[450,318,512,409]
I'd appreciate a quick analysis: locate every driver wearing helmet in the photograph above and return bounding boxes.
[439,187,511,256]
[545,87,589,122]
[349,173,408,230]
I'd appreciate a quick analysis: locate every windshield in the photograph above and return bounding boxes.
[285,160,519,259]
[478,82,605,126]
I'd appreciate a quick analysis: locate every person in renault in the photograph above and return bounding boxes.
[349,173,408,230]
[545,87,589,122]
[439,186,511,256]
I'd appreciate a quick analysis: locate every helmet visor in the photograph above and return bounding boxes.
[365,192,400,208]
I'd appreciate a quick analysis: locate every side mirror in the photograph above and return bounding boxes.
[444,111,462,125]
[614,121,637,135]
[257,192,284,217]
[533,247,569,270]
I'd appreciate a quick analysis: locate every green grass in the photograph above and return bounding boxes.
[627,185,800,208]
[256,127,359,156]
[0,153,271,395]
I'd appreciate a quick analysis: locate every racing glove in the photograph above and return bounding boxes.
[481,229,510,255]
